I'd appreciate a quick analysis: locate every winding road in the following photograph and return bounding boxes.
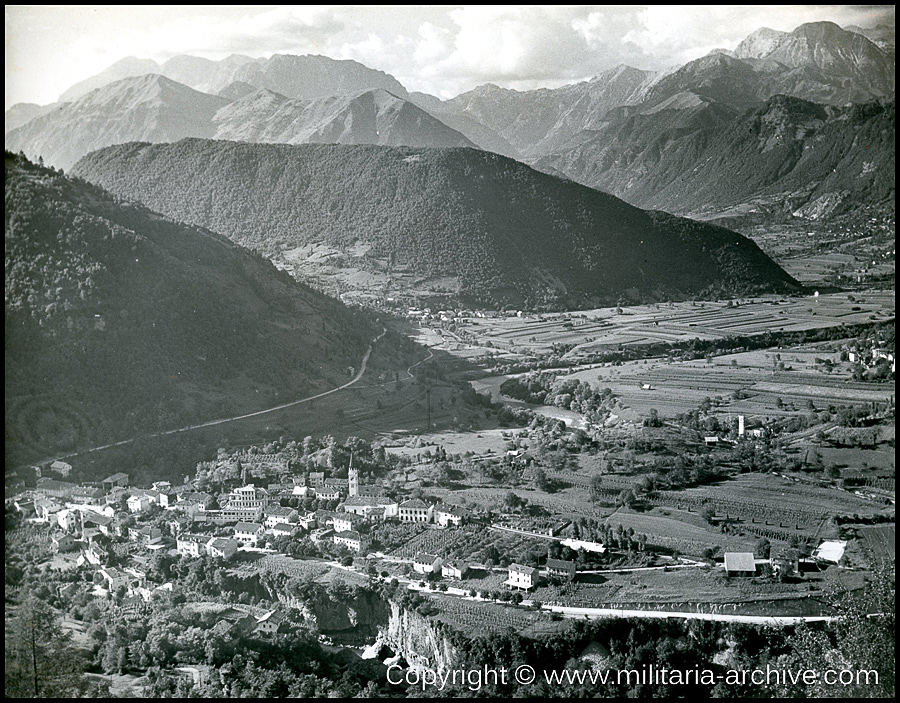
[41,328,387,463]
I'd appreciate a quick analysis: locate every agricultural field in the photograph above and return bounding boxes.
[563,345,895,421]
[436,292,893,359]
[602,508,758,555]
[427,483,618,521]
[232,553,366,586]
[853,524,895,561]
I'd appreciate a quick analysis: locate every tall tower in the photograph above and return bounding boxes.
[348,452,359,497]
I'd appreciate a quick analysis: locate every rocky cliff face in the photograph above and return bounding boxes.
[378,602,459,673]
[282,588,459,672]
[280,588,391,641]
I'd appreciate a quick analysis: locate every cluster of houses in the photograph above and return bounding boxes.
[847,344,895,373]
[405,307,482,323]
[13,456,477,571]
[408,551,578,592]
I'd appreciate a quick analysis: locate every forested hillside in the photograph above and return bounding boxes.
[6,151,393,465]
[74,140,800,309]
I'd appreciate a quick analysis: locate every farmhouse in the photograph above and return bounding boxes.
[206,537,239,559]
[545,558,577,581]
[506,563,539,590]
[50,460,73,477]
[101,473,129,491]
[399,499,433,523]
[255,610,286,635]
[413,553,443,574]
[13,498,35,517]
[99,566,137,593]
[333,530,369,553]
[770,547,800,577]
[441,560,470,579]
[724,552,757,577]
[434,503,466,528]
[813,540,847,564]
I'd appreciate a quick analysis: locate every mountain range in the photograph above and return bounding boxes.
[5,21,894,225]
[5,151,403,465]
[533,95,895,222]
[72,140,800,309]
[5,74,473,171]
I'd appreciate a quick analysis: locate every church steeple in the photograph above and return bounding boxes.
[348,451,359,497]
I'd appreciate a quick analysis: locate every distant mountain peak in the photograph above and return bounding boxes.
[734,27,788,59]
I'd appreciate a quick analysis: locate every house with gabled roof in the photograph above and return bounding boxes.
[255,609,287,635]
[263,505,298,529]
[102,473,130,491]
[441,560,470,580]
[434,503,466,528]
[233,522,264,546]
[313,486,341,501]
[332,512,366,533]
[333,530,369,553]
[413,553,442,574]
[127,493,151,513]
[545,558,576,581]
[206,537,238,559]
[270,522,299,539]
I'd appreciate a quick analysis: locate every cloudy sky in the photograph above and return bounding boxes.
[5,5,895,109]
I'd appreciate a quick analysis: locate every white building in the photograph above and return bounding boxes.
[399,499,433,523]
[341,496,398,519]
[333,530,369,553]
[506,563,539,590]
[434,504,466,528]
[413,553,442,574]
[234,522,264,546]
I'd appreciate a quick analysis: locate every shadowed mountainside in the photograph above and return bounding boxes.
[73,140,801,309]
[6,151,401,464]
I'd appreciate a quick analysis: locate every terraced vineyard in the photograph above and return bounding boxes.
[428,593,567,637]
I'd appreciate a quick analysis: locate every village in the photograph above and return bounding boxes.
[9,420,883,635]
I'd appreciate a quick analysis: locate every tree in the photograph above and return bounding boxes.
[5,595,91,697]
[589,473,604,504]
